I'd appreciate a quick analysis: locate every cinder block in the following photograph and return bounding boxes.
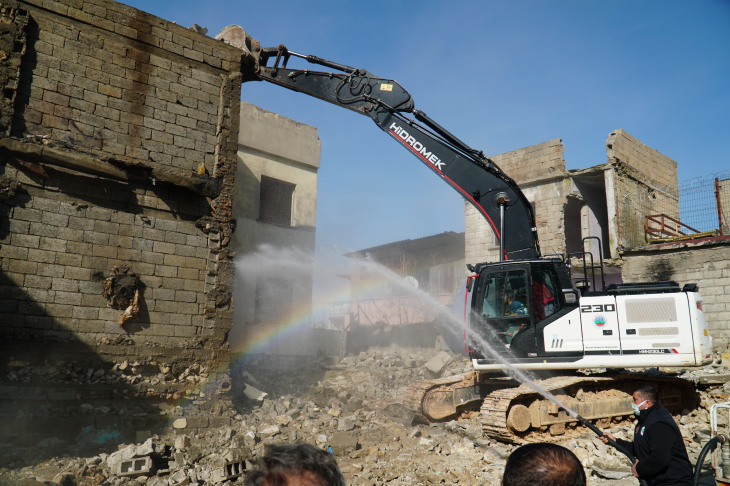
[27,249,56,263]
[39,237,67,252]
[116,456,154,477]
[153,241,175,255]
[109,235,133,248]
[11,233,40,248]
[92,245,118,258]
[9,259,38,274]
[30,221,60,237]
[54,291,82,306]
[154,265,177,278]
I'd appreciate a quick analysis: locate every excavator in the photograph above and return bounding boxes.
[229,28,713,442]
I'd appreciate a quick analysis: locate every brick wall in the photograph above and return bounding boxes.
[465,139,567,265]
[621,239,730,343]
[0,0,243,444]
[607,129,678,189]
[9,0,241,176]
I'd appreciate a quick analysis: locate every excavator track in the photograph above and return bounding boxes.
[404,372,477,423]
[406,372,698,443]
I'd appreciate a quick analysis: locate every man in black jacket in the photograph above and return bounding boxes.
[600,385,693,486]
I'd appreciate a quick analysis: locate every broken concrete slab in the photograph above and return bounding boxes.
[697,374,730,385]
[243,383,267,401]
[134,438,155,457]
[172,418,187,429]
[257,423,280,436]
[338,415,357,431]
[381,403,415,427]
[330,431,359,456]
[175,435,191,450]
[424,351,452,377]
[591,458,632,479]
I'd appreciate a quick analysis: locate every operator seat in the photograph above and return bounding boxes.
[509,324,536,357]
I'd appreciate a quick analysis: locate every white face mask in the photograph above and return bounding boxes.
[632,400,648,416]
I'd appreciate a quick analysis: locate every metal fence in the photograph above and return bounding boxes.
[621,170,730,248]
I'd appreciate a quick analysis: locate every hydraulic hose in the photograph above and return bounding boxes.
[693,435,727,486]
[575,414,649,486]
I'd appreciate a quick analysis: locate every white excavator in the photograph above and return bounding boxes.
[228,28,713,442]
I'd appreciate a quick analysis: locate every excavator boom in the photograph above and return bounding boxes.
[244,43,541,261]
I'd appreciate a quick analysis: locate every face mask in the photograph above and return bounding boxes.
[632,400,648,416]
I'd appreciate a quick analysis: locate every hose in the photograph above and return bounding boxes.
[693,435,727,486]
[575,414,649,486]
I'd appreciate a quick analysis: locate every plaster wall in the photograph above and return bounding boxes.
[230,101,322,354]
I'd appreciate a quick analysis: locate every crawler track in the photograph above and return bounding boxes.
[406,372,697,443]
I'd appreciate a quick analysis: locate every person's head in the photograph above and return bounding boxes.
[632,385,658,412]
[244,444,345,486]
[503,443,586,486]
[504,292,514,304]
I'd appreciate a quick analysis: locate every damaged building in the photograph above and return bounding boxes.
[466,129,730,341]
[0,0,249,445]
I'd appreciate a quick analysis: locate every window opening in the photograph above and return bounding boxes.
[259,176,295,226]
[255,277,294,324]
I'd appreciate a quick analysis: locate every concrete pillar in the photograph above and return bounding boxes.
[604,168,620,258]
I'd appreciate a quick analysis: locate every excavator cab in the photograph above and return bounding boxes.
[467,260,570,360]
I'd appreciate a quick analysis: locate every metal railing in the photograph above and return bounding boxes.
[621,170,730,248]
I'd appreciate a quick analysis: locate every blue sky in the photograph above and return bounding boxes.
[127,1,730,254]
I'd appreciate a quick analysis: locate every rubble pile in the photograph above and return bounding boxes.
[2,347,730,486]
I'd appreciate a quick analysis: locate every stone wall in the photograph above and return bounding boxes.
[607,129,678,189]
[621,238,730,342]
[0,0,244,445]
[465,139,567,265]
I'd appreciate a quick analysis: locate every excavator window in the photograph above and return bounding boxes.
[477,269,530,347]
[531,264,562,322]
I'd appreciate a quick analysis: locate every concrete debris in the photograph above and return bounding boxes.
[4,349,730,486]
[424,350,453,377]
[591,458,633,479]
[243,383,267,401]
[173,418,188,429]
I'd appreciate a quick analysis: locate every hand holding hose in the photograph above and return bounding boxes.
[598,432,641,478]
[598,432,615,445]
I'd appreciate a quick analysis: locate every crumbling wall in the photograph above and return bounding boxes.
[465,139,567,265]
[0,0,242,445]
[607,129,678,188]
[621,239,730,342]
[607,130,680,249]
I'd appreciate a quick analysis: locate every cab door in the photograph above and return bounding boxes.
[579,296,621,355]
[468,265,533,357]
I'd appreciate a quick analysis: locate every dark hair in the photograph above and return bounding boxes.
[633,385,659,404]
[244,443,345,486]
[503,443,586,486]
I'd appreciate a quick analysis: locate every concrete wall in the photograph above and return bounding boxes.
[0,0,242,444]
[229,101,321,354]
[621,238,730,342]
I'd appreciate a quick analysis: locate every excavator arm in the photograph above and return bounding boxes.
[246,44,540,260]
